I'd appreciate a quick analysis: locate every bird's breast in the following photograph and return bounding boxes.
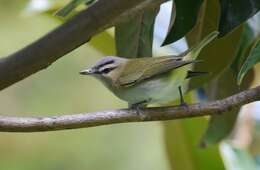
[111,70,187,105]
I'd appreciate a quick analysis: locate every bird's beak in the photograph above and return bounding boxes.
[79,68,98,75]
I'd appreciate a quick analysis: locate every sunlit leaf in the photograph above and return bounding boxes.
[115,8,158,58]
[237,38,260,84]
[162,0,204,45]
[55,0,95,17]
[219,0,260,37]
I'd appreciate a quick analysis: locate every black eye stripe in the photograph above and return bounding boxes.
[96,60,114,69]
[100,67,116,74]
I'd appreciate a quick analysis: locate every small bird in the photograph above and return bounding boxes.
[80,31,218,108]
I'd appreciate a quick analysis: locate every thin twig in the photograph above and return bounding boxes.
[0,85,259,132]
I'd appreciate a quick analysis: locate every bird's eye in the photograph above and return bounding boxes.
[101,67,114,74]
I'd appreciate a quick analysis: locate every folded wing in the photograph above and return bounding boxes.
[116,56,197,87]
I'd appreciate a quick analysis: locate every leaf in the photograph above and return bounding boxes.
[115,8,158,58]
[187,0,243,90]
[231,24,255,74]
[200,71,253,146]
[237,38,260,84]
[219,0,260,37]
[199,25,255,146]
[200,68,240,146]
[55,0,95,17]
[163,93,225,170]
[186,0,253,145]
[162,0,204,45]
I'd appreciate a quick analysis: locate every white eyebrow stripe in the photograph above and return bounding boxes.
[96,60,115,69]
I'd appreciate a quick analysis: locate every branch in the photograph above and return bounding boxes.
[0,85,259,132]
[0,0,164,91]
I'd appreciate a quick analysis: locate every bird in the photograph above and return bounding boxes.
[80,31,218,108]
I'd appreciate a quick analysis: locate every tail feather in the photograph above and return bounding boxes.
[183,31,219,60]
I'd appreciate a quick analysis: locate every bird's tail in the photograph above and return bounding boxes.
[183,31,219,61]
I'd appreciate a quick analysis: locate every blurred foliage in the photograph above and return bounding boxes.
[220,142,257,170]
[0,1,169,170]
[55,0,95,17]
[1,0,260,170]
[163,93,224,170]
[115,7,158,58]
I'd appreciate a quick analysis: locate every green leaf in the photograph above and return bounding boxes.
[55,0,95,17]
[231,24,255,74]
[237,38,260,84]
[162,0,204,45]
[219,0,260,37]
[187,0,243,90]
[185,1,249,145]
[163,93,225,170]
[200,28,255,145]
[115,8,158,58]
[200,68,240,146]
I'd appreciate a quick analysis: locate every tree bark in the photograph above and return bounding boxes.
[0,85,258,132]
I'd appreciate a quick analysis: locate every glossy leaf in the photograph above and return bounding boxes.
[115,8,158,58]
[237,38,260,84]
[55,0,95,17]
[219,0,260,37]
[162,0,204,45]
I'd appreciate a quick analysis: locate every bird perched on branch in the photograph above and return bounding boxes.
[80,31,218,108]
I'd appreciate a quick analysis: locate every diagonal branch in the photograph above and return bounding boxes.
[0,85,259,132]
[0,0,164,91]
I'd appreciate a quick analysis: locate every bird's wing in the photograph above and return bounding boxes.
[115,56,196,87]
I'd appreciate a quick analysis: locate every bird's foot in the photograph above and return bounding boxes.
[129,99,150,120]
[178,86,188,107]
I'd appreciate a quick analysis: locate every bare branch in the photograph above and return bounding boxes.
[0,85,259,132]
[0,0,164,91]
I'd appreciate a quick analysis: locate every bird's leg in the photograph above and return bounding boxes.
[129,101,147,109]
[178,86,187,106]
[129,99,150,120]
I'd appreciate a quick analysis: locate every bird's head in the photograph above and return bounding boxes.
[80,56,126,82]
